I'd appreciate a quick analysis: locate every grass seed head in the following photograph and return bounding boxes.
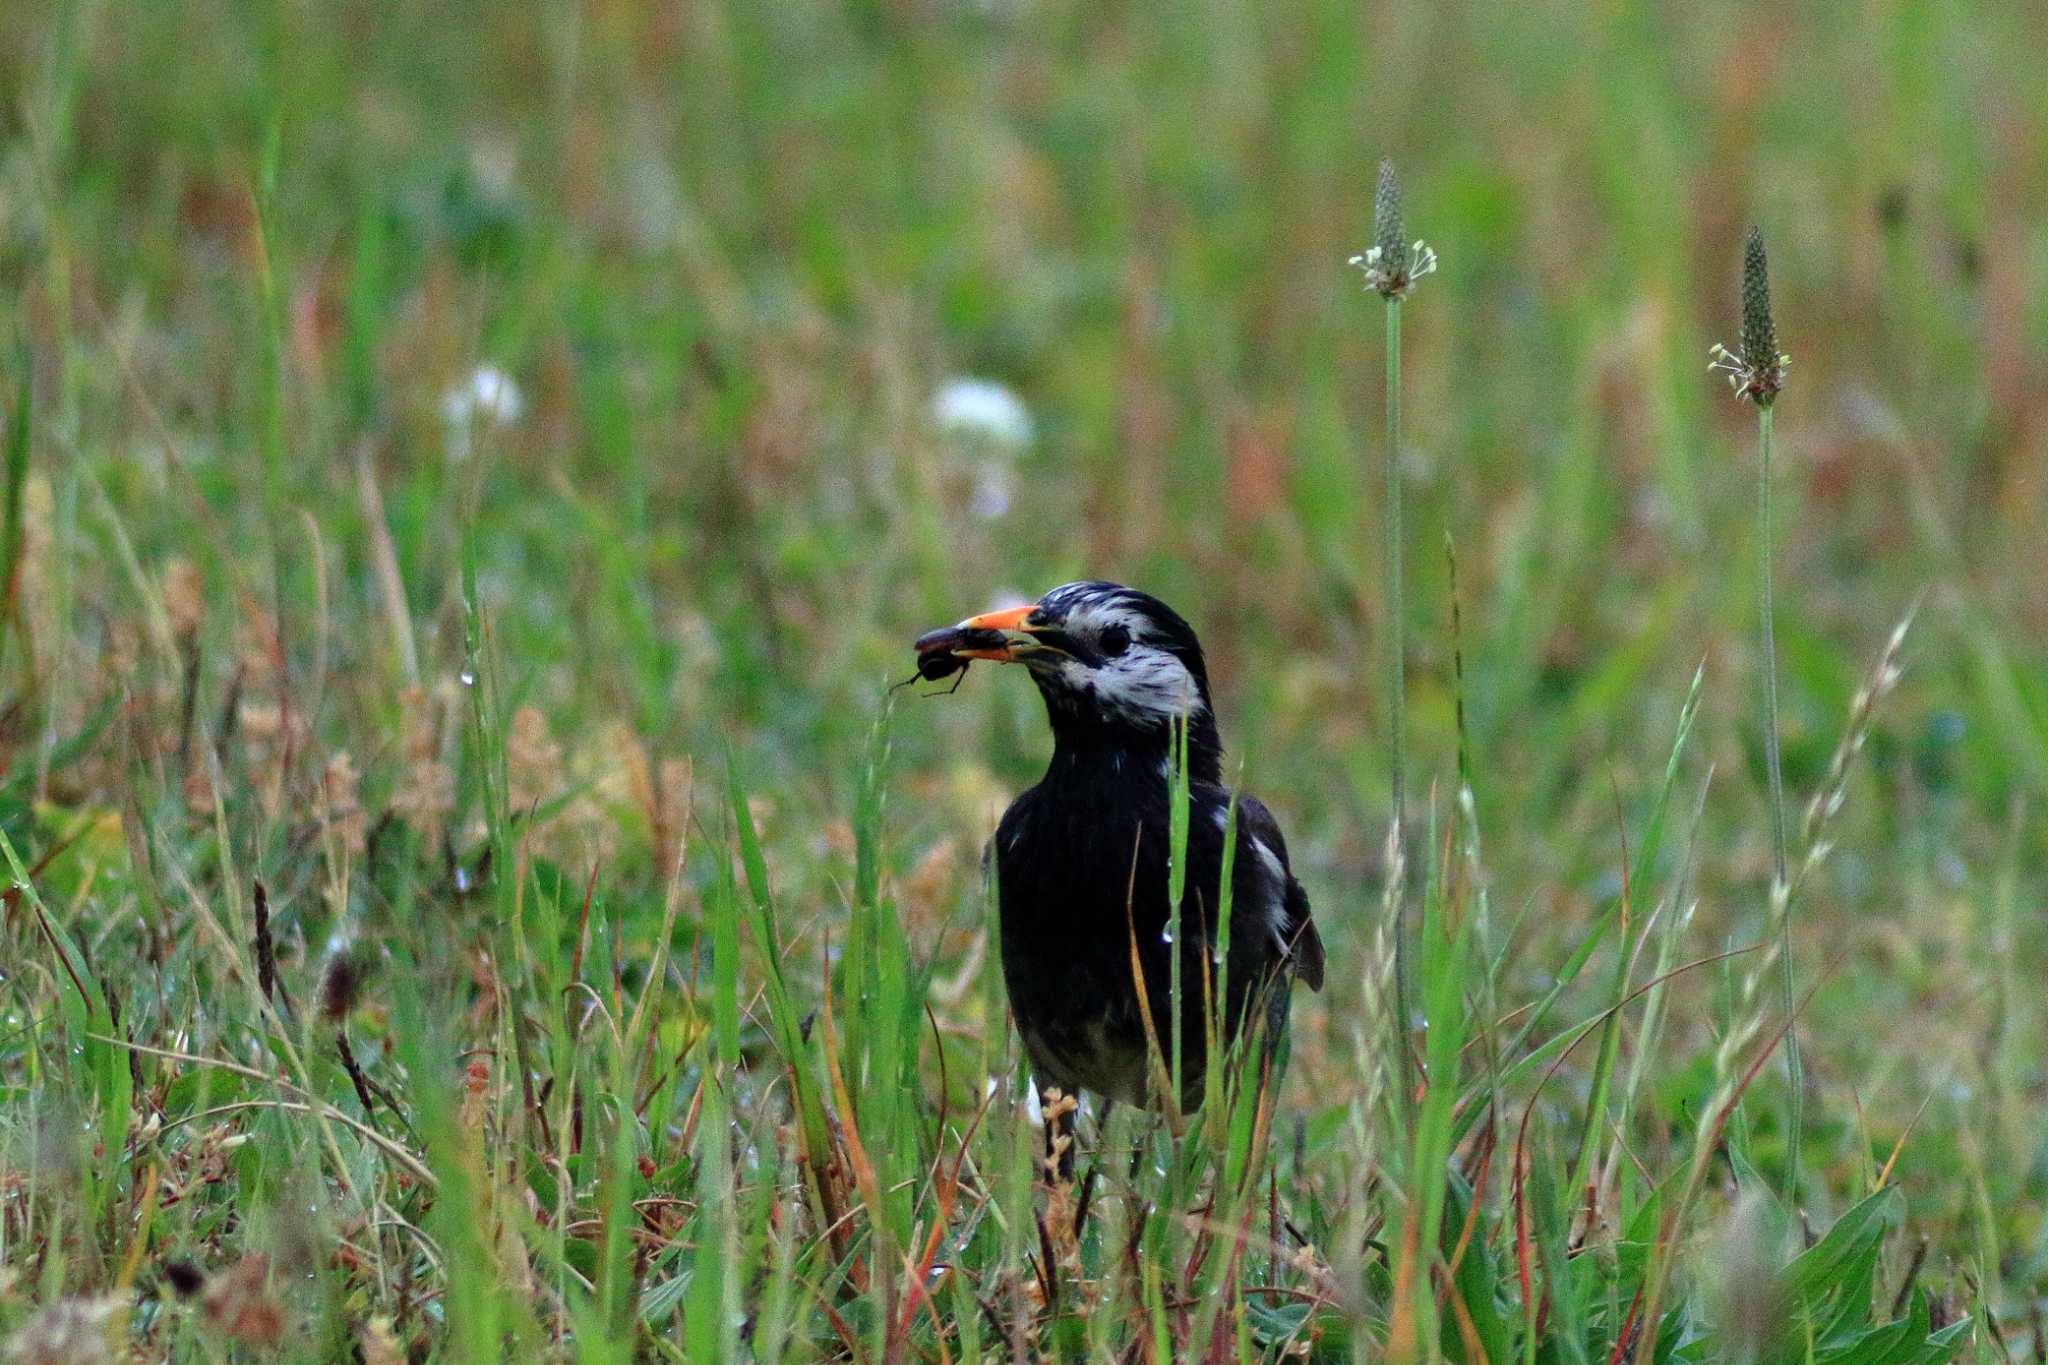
[162,1261,207,1298]
[1374,159,1409,283]
[1741,228,1778,379]
[200,1254,284,1349]
[1709,225,1789,405]
[1350,158,1437,298]
[319,947,368,1022]
[361,1315,405,1365]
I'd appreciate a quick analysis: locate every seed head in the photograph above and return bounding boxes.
[162,1260,207,1298]
[1350,158,1437,299]
[1374,160,1408,283]
[1741,229,1778,376]
[318,948,368,1022]
[1709,225,1789,406]
[199,1254,285,1349]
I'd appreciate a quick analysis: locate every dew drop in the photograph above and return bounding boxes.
[1159,929,1174,945]
[459,669,477,686]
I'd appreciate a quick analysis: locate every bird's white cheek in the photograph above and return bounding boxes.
[1088,655,1204,725]
[1049,658,1095,692]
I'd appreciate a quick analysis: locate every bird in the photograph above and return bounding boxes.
[914,581,1324,1153]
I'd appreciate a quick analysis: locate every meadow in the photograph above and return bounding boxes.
[2,0,2046,1359]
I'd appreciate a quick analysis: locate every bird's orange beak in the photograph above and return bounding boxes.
[913,602,1042,665]
[953,604,1037,660]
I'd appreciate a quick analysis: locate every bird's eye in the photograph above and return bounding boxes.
[1098,624,1131,658]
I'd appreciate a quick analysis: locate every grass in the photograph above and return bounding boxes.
[3,0,2048,1359]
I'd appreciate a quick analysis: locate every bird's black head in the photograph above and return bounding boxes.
[915,581,1222,781]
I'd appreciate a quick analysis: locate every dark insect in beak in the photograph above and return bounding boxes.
[893,650,970,696]
[896,624,1005,697]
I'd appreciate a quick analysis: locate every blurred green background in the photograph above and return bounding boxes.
[5,0,2048,1332]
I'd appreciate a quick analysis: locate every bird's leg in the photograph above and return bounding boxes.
[1071,1098,1113,1236]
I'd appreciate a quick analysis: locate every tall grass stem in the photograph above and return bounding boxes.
[1757,402,1802,1197]
[1385,293,1411,1077]
[1386,296,1406,841]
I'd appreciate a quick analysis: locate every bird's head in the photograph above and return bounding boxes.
[915,581,1221,778]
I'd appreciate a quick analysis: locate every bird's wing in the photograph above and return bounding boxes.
[1236,794,1324,992]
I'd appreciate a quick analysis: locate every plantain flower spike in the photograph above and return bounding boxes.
[1350,159,1437,299]
[1710,225,1790,406]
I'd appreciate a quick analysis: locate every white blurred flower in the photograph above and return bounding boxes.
[4,1295,123,1365]
[442,365,524,460]
[931,377,1033,449]
[932,377,1031,521]
[1708,1188,1787,1356]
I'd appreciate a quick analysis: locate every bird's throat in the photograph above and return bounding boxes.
[1038,698,1224,788]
